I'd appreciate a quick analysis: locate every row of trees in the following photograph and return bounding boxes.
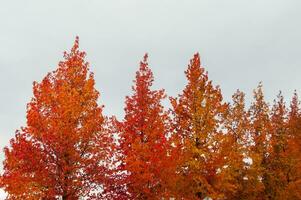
[0,38,300,199]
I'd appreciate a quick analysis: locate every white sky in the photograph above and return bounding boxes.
[0,0,300,198]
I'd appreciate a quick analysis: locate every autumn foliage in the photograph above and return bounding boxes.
[1,38,113,199]
[169,54,228,199]
[115,54,173,199]
[1,39,300,199]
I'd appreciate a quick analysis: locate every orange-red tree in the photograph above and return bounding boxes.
[0,46,300,199]
[116,54,172,199]
[0,37,113,199]
[284,92,301,199]
[246,83,271,199]
[170,53,227,199]
[220,90,250,199]
[263,92,301,199]
[264,92,289,199]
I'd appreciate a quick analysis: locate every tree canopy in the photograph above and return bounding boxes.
[1,39,300,200]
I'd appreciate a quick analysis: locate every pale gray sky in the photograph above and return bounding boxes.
[0,0,300,198]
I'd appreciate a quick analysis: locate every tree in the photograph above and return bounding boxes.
[1,44,300,199]
[116,54,172,199]
[246,83,271,199]
[284,92,301,199]
[0,37,113,199]
[264,92,289,199]
[220,90,250,199]
[170,53,227,199]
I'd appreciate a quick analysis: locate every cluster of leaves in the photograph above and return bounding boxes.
[0,39,300,200]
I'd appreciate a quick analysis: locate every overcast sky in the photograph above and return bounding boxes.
[0,0,300,198]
